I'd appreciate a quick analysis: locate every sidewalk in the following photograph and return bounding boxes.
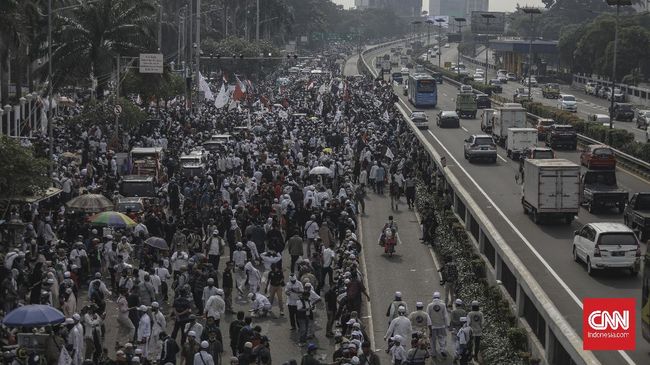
[359,192,454,365]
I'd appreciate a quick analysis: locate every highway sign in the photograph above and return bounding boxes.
[470,11,505,35]
[114,105,122,115]
[139,53,163,74]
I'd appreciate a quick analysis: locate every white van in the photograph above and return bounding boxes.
[572,222,641,276]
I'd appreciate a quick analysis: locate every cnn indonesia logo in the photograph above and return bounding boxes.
[583,298,635,351]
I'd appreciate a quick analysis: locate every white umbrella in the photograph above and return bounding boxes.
[309,166,332,175]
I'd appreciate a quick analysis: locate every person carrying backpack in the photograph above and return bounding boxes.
[438,256,458,307]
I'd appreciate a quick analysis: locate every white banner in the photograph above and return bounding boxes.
[199,73,214,100]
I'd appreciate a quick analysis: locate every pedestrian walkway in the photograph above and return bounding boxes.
[360,192,454,365]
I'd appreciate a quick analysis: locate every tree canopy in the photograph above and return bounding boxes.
[0,136,50,199]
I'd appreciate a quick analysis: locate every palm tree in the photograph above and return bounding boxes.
[52,0,156,97]
[0,0,23,105]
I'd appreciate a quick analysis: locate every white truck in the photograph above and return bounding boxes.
[491,104,527,146]
[521,158,580,224]
[506,128,537,160]
[480,108,496,134]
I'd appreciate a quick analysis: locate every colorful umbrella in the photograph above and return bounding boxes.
[145,236,169,250]
[66,194,114,213]
[2,305,65,327]
[89,211,136,228]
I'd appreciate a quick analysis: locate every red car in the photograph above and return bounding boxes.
[580,144,616,169]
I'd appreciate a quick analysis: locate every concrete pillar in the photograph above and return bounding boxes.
[478,230,485,253]
[495,254,503,280]
[515,283,524,317]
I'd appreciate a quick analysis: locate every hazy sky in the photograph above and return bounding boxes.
[332,0,545,12]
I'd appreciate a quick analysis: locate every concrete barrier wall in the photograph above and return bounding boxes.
[358,41,602,365]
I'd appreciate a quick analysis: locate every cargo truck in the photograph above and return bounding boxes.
[491,104,527,146]
[522,158,581,224]
[506,128,538,160]
[624,192,650,241]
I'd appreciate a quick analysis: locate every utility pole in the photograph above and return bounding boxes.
[522,7,541,100]
[195,0,201,107]
[481,13,495,85]
[454,17,466,77]
[606,0,632,131]
[48,0,53,168]
[158,1,163,51]
[434,18,445,68]
[256,0,260,41]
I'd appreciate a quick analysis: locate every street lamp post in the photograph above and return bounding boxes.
[522,7,541,101]
[426,19,434,49]
[454,18,466,77]
[434,18,445,67]
[480,13,496,85]
[606,0,632,130]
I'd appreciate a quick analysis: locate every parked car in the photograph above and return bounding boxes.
[463,134,497,163]
[488,79,502,93]
[498,75,508,84]
[613,102,634,122]
[507,72,517,81]
[437,111,460,128]
[584,82,598,95]
[606,87,625,102]
[410,111,428,129]
[572,222,641,276]
[557,94,578,113]
[597,86,610,99]
[473,74,485,83]
[636,109,650,129]
[580,144,616,170]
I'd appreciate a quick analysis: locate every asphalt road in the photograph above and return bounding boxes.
[360,46,650,364]
[344,55,456,365]
[439,46,648,142]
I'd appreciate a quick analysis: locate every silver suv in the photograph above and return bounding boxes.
[464,134,497,163]
[410,111,428,129]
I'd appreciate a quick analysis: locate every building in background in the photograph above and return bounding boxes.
[355,0,422,17]
[429,0,490,24]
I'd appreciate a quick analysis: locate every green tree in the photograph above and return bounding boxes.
[69,98,146,135]
[52,0,156,97]
[121,65,184,105]
[0,136,50,199]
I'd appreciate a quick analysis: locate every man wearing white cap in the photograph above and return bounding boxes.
[456,317,473,363]
[205,230,225,271]
[384,306,412,347]
[202,278,219,309]
[149,302,166,359]
[449,299,467,351]
[193,340,215,365]
[388,335,406,365]
[427,291,449,358]
[247,292,272,318]
[386,291,408,325]
[204,289,226,325]
[408,302,431,335]
[136,305,151,359]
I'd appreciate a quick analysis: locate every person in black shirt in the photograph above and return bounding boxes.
[324,287,338,337]
[159,331,179,365]
[229,311,246,356]
[171,288,192,344]
[126,287,140,342]
[266,263,285,316]
[222,261,234,313]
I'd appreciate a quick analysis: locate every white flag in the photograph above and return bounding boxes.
[58,348,73,365]
[383,110,389,123]
[199,73,214,100]
[373,100,382,108]
[385,147,395,160]
[214,84,229,109]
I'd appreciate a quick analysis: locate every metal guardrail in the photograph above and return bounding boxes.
[360,43,602,365]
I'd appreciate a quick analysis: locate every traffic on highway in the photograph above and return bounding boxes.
[363,38,650,364]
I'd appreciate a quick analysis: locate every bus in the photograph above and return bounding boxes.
[407,74,438,108]
[641,249,650,342]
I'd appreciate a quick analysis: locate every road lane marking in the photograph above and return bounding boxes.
[461,126,468,132]
[419,128,636,365]
[497,154,508,163]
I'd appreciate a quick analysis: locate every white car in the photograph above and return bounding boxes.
[557,94,577,112]
[584,82,597,95]
[459,84,473,93]
[410,111,428,129]
[572,222,641,276]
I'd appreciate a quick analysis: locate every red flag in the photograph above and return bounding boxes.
[233,82,244,101]
[281,99,289,108]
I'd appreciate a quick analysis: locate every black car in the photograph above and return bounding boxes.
[546,124,577,150]
[488,79,502,93]
[437,111,460,128]
[432,72,443,84]
[475,94,491,109]
[613,102,634,122]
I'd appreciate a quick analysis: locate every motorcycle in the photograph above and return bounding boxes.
[378,227,397,256]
